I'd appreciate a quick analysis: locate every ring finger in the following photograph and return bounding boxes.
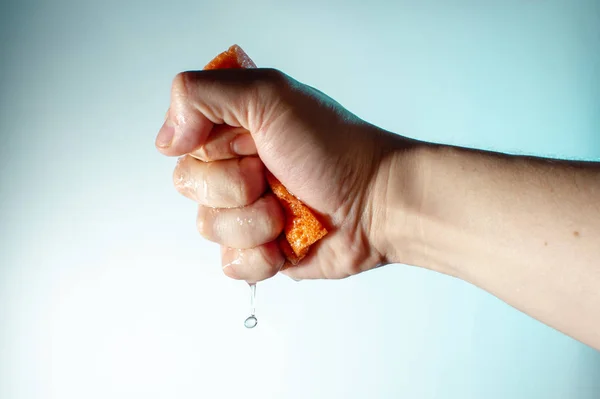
[196,193,285,249]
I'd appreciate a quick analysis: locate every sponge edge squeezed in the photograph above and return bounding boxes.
[266,172,328,265]
[204,44,257,70]
[203,44,328,265]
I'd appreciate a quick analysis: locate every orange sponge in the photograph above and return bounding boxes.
[204,45,328,264]
[266,172,328,264]
[204,44,257,70]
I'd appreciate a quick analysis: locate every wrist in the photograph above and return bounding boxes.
[369,138,459,277]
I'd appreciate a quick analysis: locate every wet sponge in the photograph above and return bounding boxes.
[266,172,328,264]
[204,45,328,264]
[204,44,257,70]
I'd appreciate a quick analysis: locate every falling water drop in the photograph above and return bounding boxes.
[244,283,257,329]
[244,315,257,329]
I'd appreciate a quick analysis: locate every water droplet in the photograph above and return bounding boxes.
[244,283,258,329]
[244,315,258,329]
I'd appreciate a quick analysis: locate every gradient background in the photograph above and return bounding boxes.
[1,0,599,398]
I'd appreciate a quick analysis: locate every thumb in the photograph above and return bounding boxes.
[155,68,285,157]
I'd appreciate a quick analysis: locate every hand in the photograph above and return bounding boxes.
[155,68,413,282]
[154,68,600,349]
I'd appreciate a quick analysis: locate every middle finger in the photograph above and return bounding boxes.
[174,155,266,208]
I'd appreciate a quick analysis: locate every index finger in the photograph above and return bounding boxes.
[154,69,284,157]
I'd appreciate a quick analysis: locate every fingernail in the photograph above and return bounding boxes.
[156,119,176,148]
[222,262,241,279]
[231,133,257,156]
[222,254,243,280]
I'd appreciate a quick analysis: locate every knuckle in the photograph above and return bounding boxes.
[262,68,287,84]
[259,68,289,94]
[172,72,191,97]
[172,161,184,189]
[172,157,192,196]
[195,207,211,238]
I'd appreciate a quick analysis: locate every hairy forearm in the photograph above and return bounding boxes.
[382,140,600,349]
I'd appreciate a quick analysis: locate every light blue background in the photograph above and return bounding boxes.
[1,1,599,398]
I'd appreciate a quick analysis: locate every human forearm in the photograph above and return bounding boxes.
[378,140,600,348]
